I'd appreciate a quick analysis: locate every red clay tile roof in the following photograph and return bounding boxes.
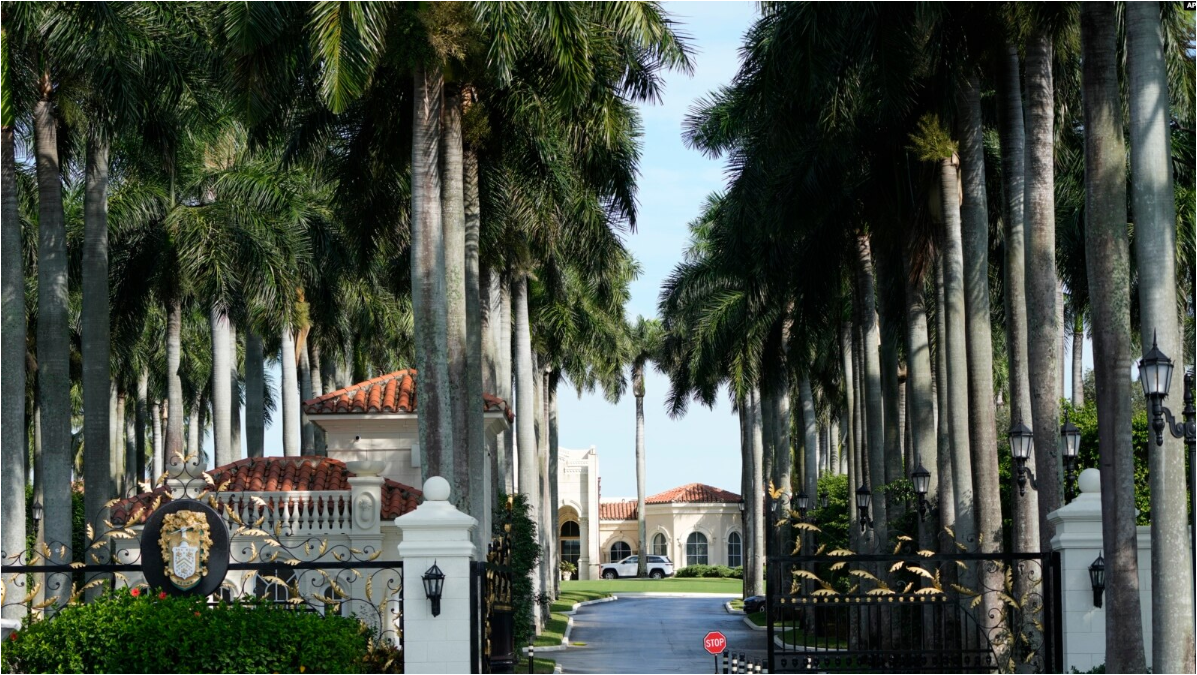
[599,501,637,521]
[647,483,742,504]
[302,368,514,421]
[110,456,422,526]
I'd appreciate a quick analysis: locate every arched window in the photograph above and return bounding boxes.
[560,521,581,578]
[651,533,669,557]
[726,532,742,568]
[610,541,632,562]
[686,532,709,566]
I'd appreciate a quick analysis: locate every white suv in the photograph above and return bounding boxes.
[600,555,675,579]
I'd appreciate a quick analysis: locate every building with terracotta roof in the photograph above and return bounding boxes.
[106,369,511,601]
[556,447,744,580]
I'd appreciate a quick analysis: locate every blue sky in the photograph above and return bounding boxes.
[222,1,1095,500]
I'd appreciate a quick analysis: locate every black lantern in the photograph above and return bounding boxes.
[422,561,446,617]
[1089,553,1105,609]
[31,501,43,525]
[911,464,931,521]
[1008,418,1037,496]
[819,490,829,509]
[795,491,810,519]
[1138,332,1175,402]
[855,485,873,533]
[1061,411,1081,501]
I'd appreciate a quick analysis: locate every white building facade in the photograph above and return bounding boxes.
[556,446,744,580]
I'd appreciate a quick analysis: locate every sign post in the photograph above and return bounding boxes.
[704,631,727,673]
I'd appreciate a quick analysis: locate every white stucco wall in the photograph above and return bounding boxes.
[1047,468,1158,673]
[598,503,742,567]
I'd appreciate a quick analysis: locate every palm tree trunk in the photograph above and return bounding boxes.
[151,400,163,482]
[1071,315,1084,406]
[115,390,128,495]
[166,300,184,472]
[1126,3,1194,670]
[108,384,120,498]
[412,63,454,485]
[995,40,1040,554]
[936,155,976,549]
[773,366,793,548]
[82,134,113,533]
[309,341,326,455]
[1024,25,1062,553]
[136,369,148,483]
[512,273,541,618]
[245,332,265,458]
[841,322,858,538]
[799,376,817,507]
[855,233,888,547]
[124,414,136,492]
[548,372,560,596]
[34,91,73,601]
[499,271,514,493]
[1081,7,1147,670]
[280,325,301,457]
[229,323,241,460]
[442,83,472,515]
[634,366,648,578]
[958,76,1003,552]
[187,392,201,460]
[463,144,487,542]
[881,331,902,489]
[299,334,314,453]
[933,254,956,549]
[210,305,232,469]
[482,266,501,502]
[739,401,752,594]
[902,254,937,529]
[1,121,28,599]
[747,387,765,597]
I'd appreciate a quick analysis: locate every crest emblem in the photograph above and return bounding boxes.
[159,511,213,590]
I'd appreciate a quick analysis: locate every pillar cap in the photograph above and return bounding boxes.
[424,476,451,501]
[1078,468,1100,495]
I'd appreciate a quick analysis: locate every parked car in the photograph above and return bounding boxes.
[742,595,766,614]
[600,555,675,579]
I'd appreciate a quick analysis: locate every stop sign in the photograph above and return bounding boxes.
[703,631,727,655]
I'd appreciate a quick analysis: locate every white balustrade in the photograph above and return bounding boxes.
[212,491,354,535]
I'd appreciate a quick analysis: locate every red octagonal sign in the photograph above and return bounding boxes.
[703,631,727,655]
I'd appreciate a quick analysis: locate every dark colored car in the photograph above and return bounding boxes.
[742,595,766,614]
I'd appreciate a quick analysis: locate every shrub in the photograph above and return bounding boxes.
[495,493,540,650]
[675,564,710,578]
[675,565,741,579]
[1,589,393,674]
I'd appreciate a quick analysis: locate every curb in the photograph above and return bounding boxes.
[742,616,766,632]
[724,601,745,615]
[560,594,618,616]
[606,592,741,598]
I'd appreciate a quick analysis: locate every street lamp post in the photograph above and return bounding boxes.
[911,465,931,522]
[1061,411,1081,502]
[1008,418,1038,496]
[1137,336,1196,565]
[855,485,873,535]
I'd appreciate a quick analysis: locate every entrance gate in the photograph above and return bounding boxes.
[766,538,1062,673]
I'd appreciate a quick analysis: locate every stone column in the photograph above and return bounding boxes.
[578,516,591,580]
[395,476,477,674]
[1047,468,1155,672]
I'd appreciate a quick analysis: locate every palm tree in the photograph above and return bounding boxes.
[0,17,28,609]
[1080,5,1146,671]
[1023,11,1066,553]
[1125,3,1195,671]
[957,77,1002,552]
[912,116,974,547]
[628,316,662,578]
[994,39,1039,553]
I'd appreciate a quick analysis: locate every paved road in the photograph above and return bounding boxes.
[552,596,767,674]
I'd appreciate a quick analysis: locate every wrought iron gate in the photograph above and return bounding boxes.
[766,541,1062,673]
[473,508,517,673]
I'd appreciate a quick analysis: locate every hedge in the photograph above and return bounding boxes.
[674,564,743,579]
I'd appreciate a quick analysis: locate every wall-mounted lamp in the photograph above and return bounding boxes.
[1008,417,1038,496]
[422,561,445,617]
[31,501,43,526]
[1061,411,1081,501]
[1089,553,1105,609]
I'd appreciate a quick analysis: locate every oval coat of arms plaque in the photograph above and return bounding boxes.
[141,499,230,597]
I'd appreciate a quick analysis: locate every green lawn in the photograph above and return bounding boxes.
[747,610,765,626]
[729,599,745,611]
[550,588,612,614]
[561,577,742,594]
[515,655,558,674]
[533,612,571,647]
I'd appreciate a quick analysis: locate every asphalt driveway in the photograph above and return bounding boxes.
[551,596,767,674]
